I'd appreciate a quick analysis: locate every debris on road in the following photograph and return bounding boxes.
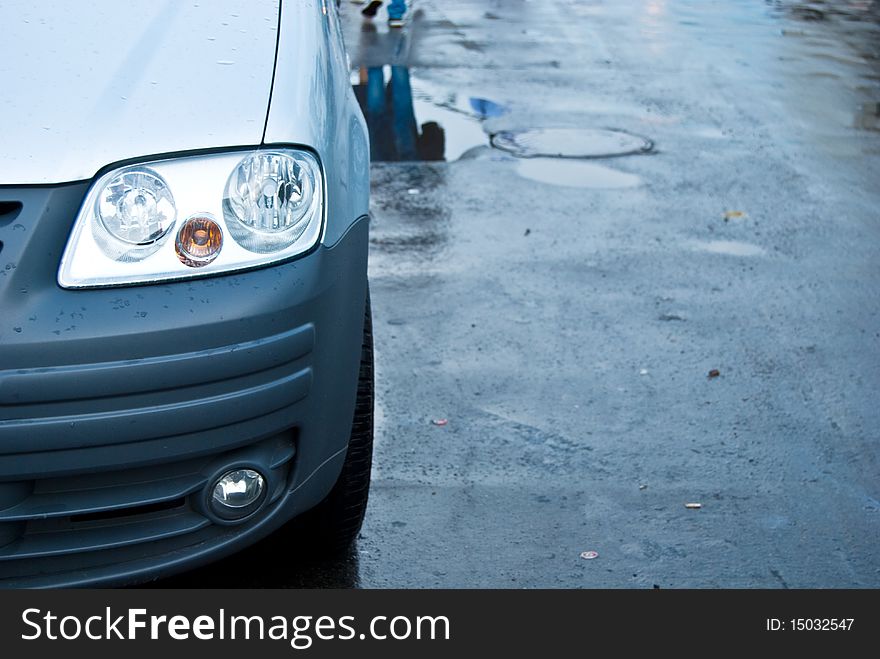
[640,368,649,376]
[723,210,746,221]
[431,418,448,426]
[407,188,420,195]
[580,551,599,560]
[708,368,721,378]
[639,484,648,490]
[685,503,702,509]
[524,228,531,236]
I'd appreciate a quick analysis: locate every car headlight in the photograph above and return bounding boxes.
[58,148,323,288]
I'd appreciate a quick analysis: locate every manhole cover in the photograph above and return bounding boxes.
[491,128,653,159]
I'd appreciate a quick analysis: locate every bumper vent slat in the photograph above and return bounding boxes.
[0,513,210,561]
[0,474,207,522]
[0,368,311,452]
[0,324,315,405]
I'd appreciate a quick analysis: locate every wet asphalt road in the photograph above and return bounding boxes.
[159,0,880,588]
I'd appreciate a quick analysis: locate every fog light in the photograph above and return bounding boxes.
[209,468,266,521]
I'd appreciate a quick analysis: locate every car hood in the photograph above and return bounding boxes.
[0,0,280,185]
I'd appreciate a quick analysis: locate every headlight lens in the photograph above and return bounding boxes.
[92,168,177,261]
[223,151,319,253]
[97,168,176,244]
[58,148,323,288]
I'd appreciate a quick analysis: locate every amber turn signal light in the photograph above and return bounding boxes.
[176,214,223,267]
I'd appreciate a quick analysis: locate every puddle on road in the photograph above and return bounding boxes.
[352,65,505,162]
[770,0,880,137]
[496,127,653,188]
[350,68,655,170]
[515,158,641,189]
[689,240,767,257]
[769,1,880,26]
[468,97,507,118]
[855,101,880,130]
[694,126,728,139]
[410,97,488,160]
[350,67,655,185]
[492,128,653,159]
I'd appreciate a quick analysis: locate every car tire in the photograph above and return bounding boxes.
[294,288,374,554]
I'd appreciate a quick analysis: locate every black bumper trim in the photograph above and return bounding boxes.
[0,323,314,404]
[0,367,311,453]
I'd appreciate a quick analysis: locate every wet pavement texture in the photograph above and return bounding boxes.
[159,0,880,588]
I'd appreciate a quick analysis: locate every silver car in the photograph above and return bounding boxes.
[0,0,372,586]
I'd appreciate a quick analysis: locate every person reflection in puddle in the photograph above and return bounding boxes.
[356,0,407,28]
[354,65,445,162]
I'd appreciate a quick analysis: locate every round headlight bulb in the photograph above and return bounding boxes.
[223,151,320,253]
[96,168,176,245]
[175,214,223,267]
[209,468,266,521]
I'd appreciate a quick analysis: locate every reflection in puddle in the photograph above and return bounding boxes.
[353,66,499,162]
[354,65,441,162]
[689,240,767,257]
[469,97,507,118]
[515,158,641,189]
[411,95,489,160]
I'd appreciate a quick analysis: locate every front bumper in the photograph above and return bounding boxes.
[0,183,369,587]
